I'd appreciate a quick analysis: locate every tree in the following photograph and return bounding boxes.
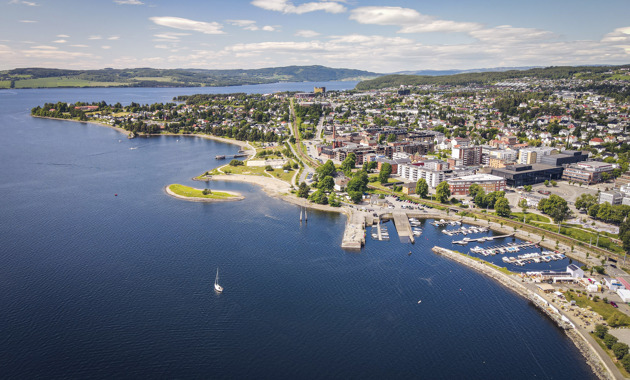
[415,178,428,198]
[318,175,334,192]
[379,163,392,184]
[518,198,529,217]
[340,153,356,175]
[297,182,310,198]
[538,194,570,225]
[387,133,396,143]
[575,193,597,212]
[435,181,451,203]
[495,197,511,217]
[594,324,608,339]
[468,183,483,198]
[524,185,532,192]
[604,333,618,349]
[613,342,629,360]
[317,160,336,179]
[308,189,328,205]
[348,190,363,204]
[347,171,368,194]
[229,159,244,166]
[265,165,273,171]
[544,180,550,187]
[622,354,630,373]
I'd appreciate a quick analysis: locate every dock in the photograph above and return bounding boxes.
[468,241,537,256]
[341,210,365,250]
[215,153,249,160]
[442,226,488,236]
[452,233,514,245]
[392,212,414,244]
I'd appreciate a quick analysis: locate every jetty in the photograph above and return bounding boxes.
[215,153,249,160]
[468,241,537,256]
[452,233,514,245]
[392,212,414,243]
[341,210,366,250]
[442,226,489,236]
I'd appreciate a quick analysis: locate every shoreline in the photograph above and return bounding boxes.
[432,246,616,380]
[31,115,256,152]
[164,185,244,202]
[32,115,131,136]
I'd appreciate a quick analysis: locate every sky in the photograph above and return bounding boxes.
[1,0,630,73]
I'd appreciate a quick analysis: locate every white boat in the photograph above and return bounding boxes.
[214,268,223,293]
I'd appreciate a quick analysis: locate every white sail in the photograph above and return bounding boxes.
[214,268,223,293]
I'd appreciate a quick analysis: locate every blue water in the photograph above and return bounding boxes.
[0,84,595,379]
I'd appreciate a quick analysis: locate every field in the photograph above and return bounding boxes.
[131,76,177,82]
[168,184,237,199]
[13,77,129,88]
[0,81,10,88]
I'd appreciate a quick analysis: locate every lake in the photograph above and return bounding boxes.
[0,82,596,379]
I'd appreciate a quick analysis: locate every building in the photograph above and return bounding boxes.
[397,164,445,188]
[314,87,326,94]
[604,278,624,291]
[540,150,588,167]
[447,174,506,195]
[562,161,615,184]
[518,147,558,164]
[598,191,623,205]
[451,146,482,166]
[567,264,584,279]
[491,164,564,187]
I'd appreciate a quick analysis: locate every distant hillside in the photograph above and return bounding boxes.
[394,66,538,76]
[356,64,630,90]
[0,65,381,89]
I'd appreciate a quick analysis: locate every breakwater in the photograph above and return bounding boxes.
[432,246,615,380]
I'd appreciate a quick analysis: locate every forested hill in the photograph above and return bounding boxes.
[0,65,380,89]
[355,64,630,90]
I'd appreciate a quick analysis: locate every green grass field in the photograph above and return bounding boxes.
[168,184,237,199]
[564,291,630,326]
[13,77,129,88]
[131,76,177,82]
[0,81,10,89]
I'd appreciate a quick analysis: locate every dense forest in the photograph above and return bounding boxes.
[1,66,379,89]
[355,65,630,90]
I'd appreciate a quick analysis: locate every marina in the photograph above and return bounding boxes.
[442,226,489,236]
[502,251,567,266]
[469,241,538,256]
[452,233,514,245]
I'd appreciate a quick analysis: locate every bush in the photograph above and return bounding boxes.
[229,159,244,166]
[604,333,619,349]
[613,342,629,360]
[265,165,273,171]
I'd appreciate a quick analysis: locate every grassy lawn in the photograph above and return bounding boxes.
[530,222,624,254]
[14,77,129,88]
[0,80,10,88]
[168,184,237,199]
[131,76,175,82]
[512,212,550,223]
[223,164,268,176]
[268,168,295,183]
[564,291,630,326]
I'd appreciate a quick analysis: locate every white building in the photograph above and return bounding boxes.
[567,264,584,279]
[397,164,445,188]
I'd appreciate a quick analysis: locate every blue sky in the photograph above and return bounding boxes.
[1,0,629,72]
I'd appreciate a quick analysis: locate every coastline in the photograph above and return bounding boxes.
[164,185,243,202]
[432,246,617,380]
[32,115,131,136]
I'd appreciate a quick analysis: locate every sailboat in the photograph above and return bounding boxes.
[305,208,307,222]
[214,268,223,293]
[300,208,303,222]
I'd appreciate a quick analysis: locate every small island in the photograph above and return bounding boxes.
[165,184,243,202]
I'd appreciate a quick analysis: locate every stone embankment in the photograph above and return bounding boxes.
[432,246,615,380]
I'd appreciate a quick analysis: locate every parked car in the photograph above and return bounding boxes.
[611,301,619,308]
[538,190,551,195]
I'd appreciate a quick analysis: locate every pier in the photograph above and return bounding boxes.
[442,226,488,236]
[341,210,365,250]
[452,234,514,245]
[215,153,249,160]
[392,212,414,244]
[468,241,537,255]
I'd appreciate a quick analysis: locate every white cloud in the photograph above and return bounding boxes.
[350,6,482,33]
[70,44,88,48]
[227,19,259,31]
[153,32,190,41]
[470,25,556,43]
[10,1,39,5]
[295,29,320,38]
[88,35,102,40]
[251,0,346,14]
[57,34,70,38]
[602,27,630,43]
[53,39,67,43]
[101,45,111,50]
[19,20,37,23]
[262,25,277,32]
[108,36,120,40]
[149,16,225,34]
[114,0,144,4]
